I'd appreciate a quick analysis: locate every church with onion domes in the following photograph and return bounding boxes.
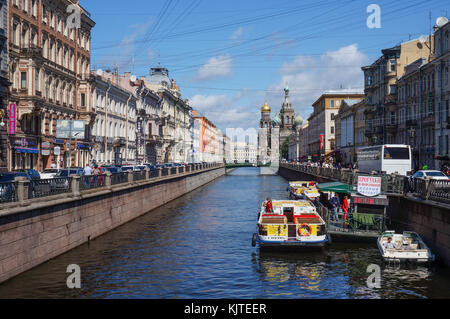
[258,85,303,164]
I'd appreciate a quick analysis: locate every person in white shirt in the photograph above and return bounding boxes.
[384,237,397,250]
[83,165,92,176]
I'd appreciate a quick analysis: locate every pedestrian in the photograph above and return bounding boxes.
[93,165,100,187]
[342,195,349,221]
[330,193,340,221]
[50,163,56,169]
[264,197,274,214]
[83,164,92,176]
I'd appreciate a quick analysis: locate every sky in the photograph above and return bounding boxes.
[87,0,449,133]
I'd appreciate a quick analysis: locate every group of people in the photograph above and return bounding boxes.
[330,193,350,222]
[83,164,100,176]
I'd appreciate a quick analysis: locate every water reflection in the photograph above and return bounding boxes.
[0,168,449,299]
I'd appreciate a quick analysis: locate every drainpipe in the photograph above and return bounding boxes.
[419,62,423,167]
[143,90,150,163]
[105,79,111,163]
[126,93,132,163]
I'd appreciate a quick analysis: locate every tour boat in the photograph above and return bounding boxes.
[377,231,435,263]
[252,200,329,250]
[288,181,317,200]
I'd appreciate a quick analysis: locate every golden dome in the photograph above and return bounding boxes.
[261,102,271,113]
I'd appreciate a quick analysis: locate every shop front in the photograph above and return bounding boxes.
[10,137,39,170]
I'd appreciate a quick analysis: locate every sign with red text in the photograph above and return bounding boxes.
[9,103,16,135]
[320,134,324,150]
[357,176,382,197]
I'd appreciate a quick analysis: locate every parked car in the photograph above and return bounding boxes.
[40,168,61,179]
[51,168,84,191]
[121,165,139,172]
[0,172,39,198]
[0,173,24,202]
[410,170,450,191]
[102,166,122,174]
[15,169,41,180]
[411,170,450,181]
[144,164,157,171]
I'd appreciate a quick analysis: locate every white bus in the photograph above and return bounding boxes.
[356,145,412,176]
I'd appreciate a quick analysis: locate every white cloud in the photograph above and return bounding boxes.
[196,54,233,81]
[189,94,258,130]
[230,27,244,40]
[268,44,368,116]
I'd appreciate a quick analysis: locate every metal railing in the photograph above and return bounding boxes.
[111,172,128,185]
[282,163,449,204]
[29,177,72,199]
[133,170,146,182]
[149,170,159,179]
[79,175,106,191]
[0,163,224,207]
[0,182,17,203]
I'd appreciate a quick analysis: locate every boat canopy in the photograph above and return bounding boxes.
[316,182,355,194]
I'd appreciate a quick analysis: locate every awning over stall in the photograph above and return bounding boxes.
[316,182,355,194]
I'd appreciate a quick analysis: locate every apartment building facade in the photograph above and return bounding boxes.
[0,0,9,172]
[90,71,137,165]
[362,38,431,148]
[145,66,192,163]
[7,0,95,170]
[192,110,223,163]
[307,90,364,161]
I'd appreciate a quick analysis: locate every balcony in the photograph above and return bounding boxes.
[20,46,43,58]
[384,94,397,106]
[406,119,418,127]
[385,123,397,132]
[364,126,374,137]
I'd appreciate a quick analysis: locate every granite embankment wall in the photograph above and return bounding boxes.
[278,166,450,266]
[0,166,225,283]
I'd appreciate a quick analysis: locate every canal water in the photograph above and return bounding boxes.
[0,167,449,299]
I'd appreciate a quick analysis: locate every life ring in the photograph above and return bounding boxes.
[298,224,312,237]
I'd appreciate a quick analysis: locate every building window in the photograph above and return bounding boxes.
[390,85,396,95]
[389,59,396,72]
[331,126,334,134]
[35,69,39,92]
[80,93,86,108]
[330,100,335,108]
[20,72,27,89]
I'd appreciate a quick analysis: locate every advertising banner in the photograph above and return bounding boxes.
[357,176,382,197]
[9,103,16,135]
[266,225,287,237]
[56,120,85,139]
[320,134,324,150]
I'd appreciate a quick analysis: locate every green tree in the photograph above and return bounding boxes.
[280,137,290,160]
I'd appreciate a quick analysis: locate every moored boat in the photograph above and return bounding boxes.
[377,231,435,263]
[288,181,317,200]
[252,200,329,250]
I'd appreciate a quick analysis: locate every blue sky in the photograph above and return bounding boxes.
[88,0,449,131]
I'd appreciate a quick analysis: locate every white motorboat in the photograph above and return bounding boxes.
[377,231,435,263]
